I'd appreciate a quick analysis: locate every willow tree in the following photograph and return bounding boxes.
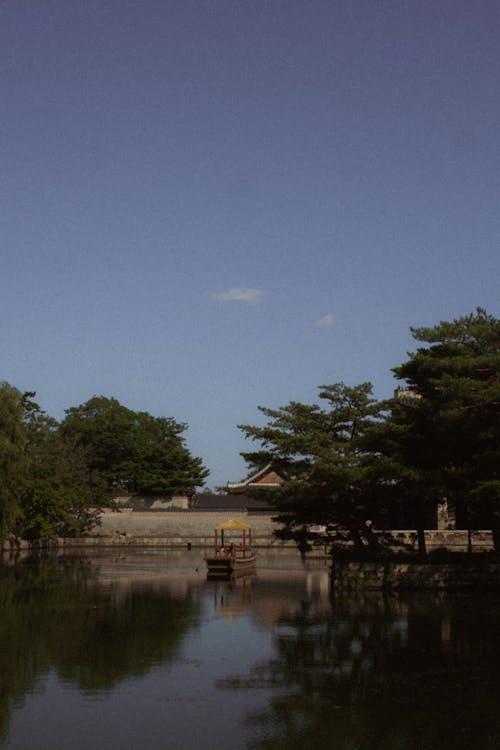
[0,386,108,541]
[0,384,26,538]
[18,395,107,539]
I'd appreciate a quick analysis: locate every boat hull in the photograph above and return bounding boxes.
[205,555,256,578]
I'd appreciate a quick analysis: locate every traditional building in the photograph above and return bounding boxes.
[192,464,286,515]
[226,464,286,491]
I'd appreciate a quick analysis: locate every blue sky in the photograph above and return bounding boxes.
[1,1,499,488]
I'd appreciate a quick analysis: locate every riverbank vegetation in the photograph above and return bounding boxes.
[239,309,500,553]
[0,390,208,541]
[1,308,498,550]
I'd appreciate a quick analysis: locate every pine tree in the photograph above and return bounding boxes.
[238,382,392,549]
[391,308,500,546]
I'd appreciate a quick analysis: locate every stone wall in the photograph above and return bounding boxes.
[333,560,500,589]
[0,510,496,552]
[91,512,495,552]
[87,510,283,548]
[371,529,494,553]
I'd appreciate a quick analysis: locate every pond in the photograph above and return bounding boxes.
[1,549,500,750]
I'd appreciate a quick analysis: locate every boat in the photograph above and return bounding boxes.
[204,519,256,578]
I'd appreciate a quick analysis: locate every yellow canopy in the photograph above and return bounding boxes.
[214,519,252,531]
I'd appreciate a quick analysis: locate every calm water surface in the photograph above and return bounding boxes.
[1,550,500,750]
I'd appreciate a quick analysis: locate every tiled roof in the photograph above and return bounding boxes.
[227,463,287,490]
[193,493,273,511]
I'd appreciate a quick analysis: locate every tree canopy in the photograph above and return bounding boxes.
[0,385,105,540]
[61,396,208,496]
[389,308,500,535]
[0,389,208,541]
[0,384,26,538]
[238,382,395,547]
[18,394,106,539]
[238,309,500,549]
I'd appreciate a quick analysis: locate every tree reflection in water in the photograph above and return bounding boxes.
[0,556,199,742]
[2,554,500,750]
[219,590,500,750]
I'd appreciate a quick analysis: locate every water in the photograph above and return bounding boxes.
[1,550,500,750]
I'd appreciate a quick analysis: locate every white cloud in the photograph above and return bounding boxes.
[209,287,266,303]
[315,314,335,327]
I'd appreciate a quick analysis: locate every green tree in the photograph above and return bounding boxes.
[0,383,26,538]
[18,395,106,539]
[61,396,208,496]
[0,386,109,541]
[238,383,393,550]
[388,308,500,546]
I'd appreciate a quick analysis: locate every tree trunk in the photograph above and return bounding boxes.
[361,521,380,555]
[417,527,427,556]
[350,528,366,553]
[492,527,500,553]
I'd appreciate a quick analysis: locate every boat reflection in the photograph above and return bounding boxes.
[208,574,255,619]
